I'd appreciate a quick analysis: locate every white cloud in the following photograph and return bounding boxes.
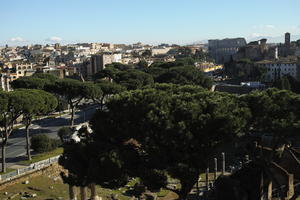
[252,25,275,29]
[250,33,262,38]
[10,37,26,42]
[265,25,275,29]
[46,36,63,42]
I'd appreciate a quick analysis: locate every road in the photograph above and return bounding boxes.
[2,104,98,168]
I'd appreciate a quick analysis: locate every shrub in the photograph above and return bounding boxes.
[57,127,72,143]
[31,134,61,153]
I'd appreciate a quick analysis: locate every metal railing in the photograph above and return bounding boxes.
[0,155,60,183]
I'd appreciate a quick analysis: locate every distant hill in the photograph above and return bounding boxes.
[248,35,300,43]
[189,35,300,45]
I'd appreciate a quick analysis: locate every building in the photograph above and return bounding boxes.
[285,32,291,46]
[54,43,61,50]
[0,73,12,91]
[208,38,247,64]
[89,53,122,76]
[257,58,299,82]
[14,63,35,78]
[151,47,171,56]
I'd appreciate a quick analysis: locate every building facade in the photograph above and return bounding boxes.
[89,53,122,76]
[257,60,299,82]
[208,38,247,64]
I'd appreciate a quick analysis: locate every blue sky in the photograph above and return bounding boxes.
[1,0,300,45]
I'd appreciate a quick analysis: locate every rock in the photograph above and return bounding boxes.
[4,192,8,195]
[31,193,37,197]
[8,193,19,199]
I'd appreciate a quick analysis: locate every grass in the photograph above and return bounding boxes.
[0,174,69,200]
[199,172,216,182]
[18,148,63,166]
[0,168,15,175]
[157,189,170,197]
[0,174,172,200]
[13,124,25,130]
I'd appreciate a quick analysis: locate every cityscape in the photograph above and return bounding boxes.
[1,1,300,200]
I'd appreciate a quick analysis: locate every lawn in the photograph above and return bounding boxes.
[18,148,63,165]
[0,174,174,200]
[0,168,15,175]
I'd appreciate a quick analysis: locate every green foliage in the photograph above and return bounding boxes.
[171,47,193,59]
[90,84,248,198]
[11,73,59,90]
[137,60,148,69]
[145,60,212,89]
[285,75,300,94]
[48,78,101,125]
[96,81,125,95]
[32,73,59,82]
[58,127,73,143]
[19,89,58,117]
[94,80,126,108]
[274,75,291,91]
[141,49,152,57]
[49,79,85,100]
[11,77,48,90]
[31,134,61,153]
[56,98,69,112]
[114,70,154,90]
[224,60,267,82]
[240,88,300,137]
[94,66,119,80]
[155,66,212,89]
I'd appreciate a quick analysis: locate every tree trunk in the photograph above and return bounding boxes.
[80,186,87,200]
[1,122,9,173]
[69,185,77,200]
[1,138,6,173]
[25,119,31,161]
[90,183,98,200]
[71,105,75,127]
[196,179,199,196]
[178,178,198,200]
[100,96,105,110]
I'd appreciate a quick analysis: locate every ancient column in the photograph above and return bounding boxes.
[214,158,218,180]
[222,152,225,175]
[206,168,209,191]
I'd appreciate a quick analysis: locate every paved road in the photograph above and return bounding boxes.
[2,104,98,168]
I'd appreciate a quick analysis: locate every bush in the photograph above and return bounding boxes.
[31,134,61,153]
[57,127,72,143]
[55,99,68,112]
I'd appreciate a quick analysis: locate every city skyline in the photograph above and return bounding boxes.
[1,0,300,46]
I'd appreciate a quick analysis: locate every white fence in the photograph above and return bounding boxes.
[0,155,60,183]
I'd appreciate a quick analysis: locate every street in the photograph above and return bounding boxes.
[2,104,98,168]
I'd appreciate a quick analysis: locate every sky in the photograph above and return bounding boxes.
[1,0,300,46]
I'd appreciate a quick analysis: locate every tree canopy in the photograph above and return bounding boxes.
[155,66,212,89]
[48,79,101,126]
[11,73,59,90]
[240,88,300,138]
[89,84,249,198]
[114,70,154,90]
